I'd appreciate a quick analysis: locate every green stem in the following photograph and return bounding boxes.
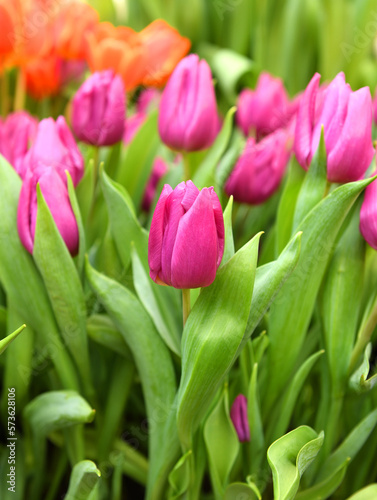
[182,289,191,327]
[14,68,26,111]
[349,295,377,374]
[1,71,9,116]
[182,153,190,181]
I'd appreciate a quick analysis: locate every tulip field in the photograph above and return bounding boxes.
[2,0,377,499]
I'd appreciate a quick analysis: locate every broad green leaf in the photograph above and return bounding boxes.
[86,314,131,358]
[168,451,192,500]
[177,233,261,450]
[347,484,377,499]
[224,482,260,500]
[350,343,377,393]
[268,350,324,443]
[64,460,101,500]
[221,196,235,265]
[267,426,324,500]
[0,324,26,355]
[192,107,236,189]
[247,364,264,473]
[204,386,239,498]
[316,408,377,482]
[292,126,327,232]
[116,110,160,210]
[276,158,305,255]
[266,176,374,411]
[0,155,78,390]
[34,184,92,397]
[296,459,349,500]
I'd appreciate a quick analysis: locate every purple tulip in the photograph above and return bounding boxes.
[225,129,291,205]
[158,54,219,152]
[360,175,377,249]
[17,167,79,255]
[0,111,37,169]
[142,157,168,212]
[18,116,84,186]
[72,70,126,146]
[230,394,250,442]
[294,72,375,183]
[148,180,225,289]
[236,72,290,138]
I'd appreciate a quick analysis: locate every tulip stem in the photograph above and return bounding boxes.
[182,289,191,327]
[182,153,190,181]
[14,68,26,111]
[349,294,377,374]
[1,71,9,116]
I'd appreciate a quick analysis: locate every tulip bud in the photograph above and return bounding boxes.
[142,157,168,212]
[236,72,290,138]
[148,180,224,288]
[294,72,375,183]
[17,167,79,255]
[18,116,84,186]
[158,54,219,152]
[230,394,250,442]
[360,175,377,249]
[0,111,37,169]
[225,129,291,205]
[72,70,126,147]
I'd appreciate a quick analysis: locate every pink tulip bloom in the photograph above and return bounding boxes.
[360,175,377,250]
[373,88,377,125]
[0,111,37,169]
[294,72,375,183]
[18,116,84,186]
[142,157,168,212]
[72,70,126,146]
[148,180,224,289]
[225,128,291,205]
[236,72,290,138]
[158,54,219,152]
[17,167,79,255]
[230,394,250,442]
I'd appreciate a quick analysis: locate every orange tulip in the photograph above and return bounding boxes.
[23,52,61,99]
[85,22,147,91]
[54,1,99,60]
[139,20,191,87]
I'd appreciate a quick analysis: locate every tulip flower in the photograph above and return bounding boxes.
[373,88,377,125]
[72,70,126,147]
[360,175,377,250]
[23,52,62,99]
[236,72,290,138]
[18,116,84,186]
[0,2,15,67]
[230,394,250,442]
[294,72,375,183]
[0,111,37,169]
[142,157,168,212]
[123,89,160,145]
[148,180,224,289]
[225,129,291,205]
[17,167,79,255]
[158,54,219,152]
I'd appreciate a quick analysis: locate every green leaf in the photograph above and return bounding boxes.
[192,107,236,189]
[86,314,131,359]
[221,196,235,265]
[64,460,101,500]
[295,458,349,500]
[0,324,26,355]
[224,482,260,500]
[292,126,327,232]
[215,130,244,199]
[347,484,377,500]
[177,232,261,450]
[349,343,377,393]
[76,159,94,227]
[34,183,92,397]
[267,426,324,500]
[116,110,160,210]
[204,385,239,498]
[67,173,86,277]
[0,155,79,390]
[316,408,377,482]
[247,364,264,472]
[266,176,375,410]
[168,451,192,500]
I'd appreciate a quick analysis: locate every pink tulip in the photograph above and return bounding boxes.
[123,89,160,145]
[72,70,126,146]
[230,394,250,442]
[225,129,291,205]
[294,72,375,183]
[373,88,377,125]
[18,116,84,186]
[158,54,219,152]
[360,175,377,249]
[142,157,168,212]
[0,111,37,169]
[148,180,224,289]
[236,72,290,138]
[17,167,79,255]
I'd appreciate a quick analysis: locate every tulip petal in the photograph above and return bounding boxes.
[360,176,377,250]
[17,169,35,254]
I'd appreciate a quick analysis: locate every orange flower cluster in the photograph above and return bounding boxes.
[0,0,190,99]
